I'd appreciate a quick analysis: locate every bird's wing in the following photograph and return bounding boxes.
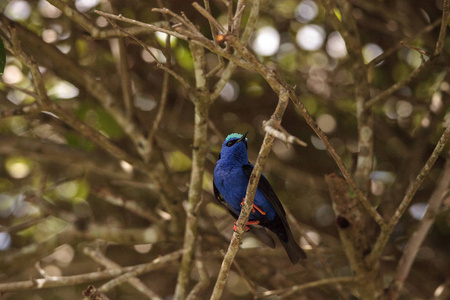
[213,179,239,219]
[213,177,276,248]
[242,164,289,224]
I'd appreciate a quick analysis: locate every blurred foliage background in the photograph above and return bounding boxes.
[0,0,449,299]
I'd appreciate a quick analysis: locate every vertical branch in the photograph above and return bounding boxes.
[434,0,450,55]
[330,0,374,192]
[147,70,170,156]
[173,42,211,300]
[210,88,289,300]
[210,0,261,100]
[117,38,133,120]
[325,174,378,299]
[185,239,211,300]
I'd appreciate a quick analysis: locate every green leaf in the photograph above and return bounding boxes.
[333,8,342,21]
[0,37,6,75]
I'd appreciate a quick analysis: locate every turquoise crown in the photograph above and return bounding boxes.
[225,133,247,141]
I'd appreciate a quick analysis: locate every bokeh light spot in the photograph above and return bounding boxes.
[311,135,326,150]
[220,81,240,102]
[296,25,325,51]
[38,0,62,18]
[0,231,12,250]
[252,26,280,56]
[134,244,153,254]
[362,43,384,64]
[5,157,32,179]
[396,100,413,118]
[3,65,24,85]
[48,80,79,99]
[56,181,79,199]
[317,114,337,133]
[5,1,31,21]
[141,47,166,64]
[295,0,319,23]
[326,31,347,58]
[300,230,321,249]
[409,203,428,220]
[75,0,100,13]
[134,94,157,111]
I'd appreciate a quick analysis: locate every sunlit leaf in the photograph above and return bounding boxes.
[168,151,192,172]
[175,46,194,71]
[333,8,342,21]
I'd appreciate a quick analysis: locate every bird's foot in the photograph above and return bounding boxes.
[233,220,260,232]
[241,198,267,215]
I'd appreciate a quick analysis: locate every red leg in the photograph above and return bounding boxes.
[240,198,267,215]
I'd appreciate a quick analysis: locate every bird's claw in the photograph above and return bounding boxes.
[233,220,260,232]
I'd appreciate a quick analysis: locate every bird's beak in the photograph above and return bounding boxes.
[237,131,248,144]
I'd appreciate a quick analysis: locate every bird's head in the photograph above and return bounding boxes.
[218,132,249,164]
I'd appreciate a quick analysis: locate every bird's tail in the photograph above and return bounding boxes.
[266,218,307,264]
[249,225,276,248]
[279,231,307,264]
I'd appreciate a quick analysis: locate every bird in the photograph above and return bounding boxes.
[213,132,307,264]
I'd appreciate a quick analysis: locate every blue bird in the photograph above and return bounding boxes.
[213,132,307,264]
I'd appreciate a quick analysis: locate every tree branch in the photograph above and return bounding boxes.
[210,88,289,300]
[368,125,450,266]
[389,152,450,299]
[0,249,182,293]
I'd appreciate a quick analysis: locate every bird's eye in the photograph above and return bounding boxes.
[226,140,234,147]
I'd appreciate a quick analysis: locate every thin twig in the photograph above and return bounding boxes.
[289,90,387,230]
[286,209,350,299]
[96,249,183,293]
[258,276,357,298]
[0,80,38,98]
[364,57,437,109]
[148,70,170,157]
[92,187,160,223]
[389,153,450,299]
[232,0,246,35]
[84,246,162,299]
[173,42,211,300]
[0,102,40,119]
[94,10,191,41]
[0,250,183,293]
[434,0,450,55]
[192,3,227,34]
[186,241,211,300]
[368,18,441,67]
[210,0,261,99]
[367,125,450,266]
[7,21,182,220]
[0,217,45,233]
[231,258,259,298]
